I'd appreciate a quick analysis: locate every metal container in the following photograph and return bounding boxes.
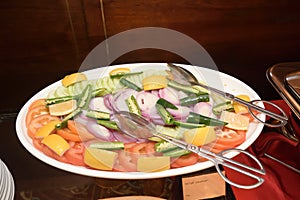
[266,62,300,121]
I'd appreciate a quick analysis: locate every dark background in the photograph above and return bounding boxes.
[1,0,300,113]
[0,1,299,199]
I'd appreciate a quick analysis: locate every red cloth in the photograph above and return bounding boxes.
[225,100,300,200]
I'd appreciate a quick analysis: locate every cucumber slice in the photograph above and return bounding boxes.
[67,84,77,96]
[89,142,124,150]
[155,141,178,153]
[54,86,70,97]
[86,110,110,120]
[163,148,191,157]
[173,121,206,129]
[47,89,56,98]
[212,101,234,115]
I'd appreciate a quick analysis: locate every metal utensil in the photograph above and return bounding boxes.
[167,63,288,128]
[264,153,300,174]
[266,117,299,142]
[113,111,266,189]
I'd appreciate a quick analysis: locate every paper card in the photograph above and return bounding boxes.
[181,171,226,200]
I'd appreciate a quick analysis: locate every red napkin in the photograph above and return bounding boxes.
[224,100,300,200]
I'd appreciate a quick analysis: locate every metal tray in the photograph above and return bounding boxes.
[285,71,300,101]
[266,62,300,120]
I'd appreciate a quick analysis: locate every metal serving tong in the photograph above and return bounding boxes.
[167,63,288,127]
[113,111,266,189]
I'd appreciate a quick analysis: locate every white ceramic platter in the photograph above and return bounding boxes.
[16,63,265,179]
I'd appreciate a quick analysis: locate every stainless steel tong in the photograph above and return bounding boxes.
[167,63,288,127]
[113,111,266,189]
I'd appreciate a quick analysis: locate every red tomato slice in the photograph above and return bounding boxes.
[26,105,49,126]
[127,142,155,155]
[29,99,46,110]
[64,142,85,166]
[204,128,247,153]
[171,153,199,168]
[27,114,60,138]
[113,142,156,172]
[215,128,246,146]
[57,128,81,142]
[113,150,137,172]
[32,138,68,163]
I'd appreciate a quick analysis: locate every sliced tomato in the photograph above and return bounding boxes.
[27,114,60,138]
[32,138,68,163]
[127,142,155,154]
[70,121,96,141]
[26,105,49,126]
[64,142,85,166]
[215,128,246,146]
[113,150,137,172]
[204,128,247,153]
[67,120,79,134]
[113,142,156,172]
[29,99,46,110]
[57,128,81,142]
[171,153,199,168]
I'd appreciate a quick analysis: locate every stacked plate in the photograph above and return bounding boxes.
[0,159,15,200]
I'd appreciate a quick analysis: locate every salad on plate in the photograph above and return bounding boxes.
[24,64,258,173]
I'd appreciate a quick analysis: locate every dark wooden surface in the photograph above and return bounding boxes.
[0,1,300,198]
[1,0,300,112]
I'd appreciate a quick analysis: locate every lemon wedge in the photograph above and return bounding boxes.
[84,147,117,170]
[220,111,250,130]
[62,72,87,87]
[41,134,70,156]
[233,94,250,114]
[142,75,167,90]
[48,99,77,116]
[183,127,217,146]
[35,120,61,139]
[137,156,170,172]
[109,67,130,77]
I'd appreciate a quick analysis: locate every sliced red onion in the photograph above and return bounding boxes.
[113,89,138,112]
[74,112,94,126]
[178,91,188,99]
[151,90,159,97]
[167,106,191,120]
[112,130,138,143]
[141,106,161,119]
[158,87,180,105]
[151,117,166,126]
[86,121,115,141]
[193,102,213,117]
[136,91,159,112]
[103,94,114,110]
[89,96,111,113]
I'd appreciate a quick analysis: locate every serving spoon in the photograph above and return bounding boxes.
[113,111,266,189]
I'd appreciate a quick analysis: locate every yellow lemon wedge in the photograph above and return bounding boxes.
[137,156,170,172]
[142,75,167,90]
[233,94,250,114]
[109,67,130,77]
[220,111,250,130]
[62,72,87,87]
[41,134,70,156]
[48,99,77,116]
[183,127,217,146]
[84,147,117,170]
[35,120,61,139]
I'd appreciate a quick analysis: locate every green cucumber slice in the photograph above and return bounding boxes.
[89,142,124,150]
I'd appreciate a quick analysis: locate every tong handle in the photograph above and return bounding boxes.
[202,148,265,189]
[161,134,265,189]
[194,82,288,127]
